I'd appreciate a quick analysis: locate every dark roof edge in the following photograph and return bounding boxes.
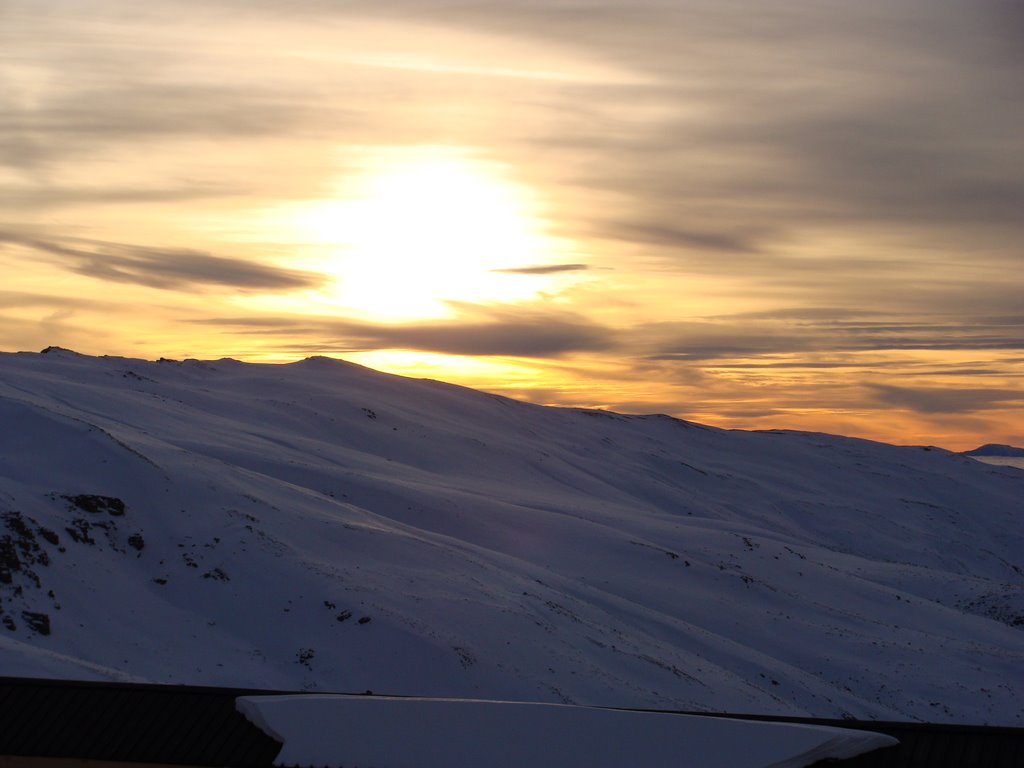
[604,707,1024,736]
[2,676,1021,736]
[0,676,289,698]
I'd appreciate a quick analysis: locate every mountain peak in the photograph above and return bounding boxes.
[39,345,83,356]
[963,443,1024,457]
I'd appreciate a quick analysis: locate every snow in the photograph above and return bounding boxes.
[0,349,1022,724]
[235,695,897,768]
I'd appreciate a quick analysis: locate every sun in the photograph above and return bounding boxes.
[297,149,557,319]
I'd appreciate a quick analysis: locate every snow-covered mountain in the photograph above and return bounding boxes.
[0,348,1021,725]
[964,444,1024,457]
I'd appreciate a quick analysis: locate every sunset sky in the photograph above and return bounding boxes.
[2,0,1022,449]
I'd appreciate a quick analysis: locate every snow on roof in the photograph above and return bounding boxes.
[236,695,897,768]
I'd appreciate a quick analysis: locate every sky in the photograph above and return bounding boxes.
[2,0,1022,450]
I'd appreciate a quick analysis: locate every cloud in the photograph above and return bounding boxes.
[641,319,824,361]
[9,0,1023,276]
[715,308,886,321]
[0,232,326,292]
[353,317,612,357]
[192,305,616,358]
[713,360,906,370]
[982,0,1024,63]
[0,14,327,172]
[642,314,1024,361]
[0,291,106,310]
[424,0,1024,282]
[491,263,590,275]
[866,383,1023,414]
[0,183,240,212]
[199,306,1024,364]
[589,221,763,255]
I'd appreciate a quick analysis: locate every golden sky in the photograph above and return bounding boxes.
[2,0,1022,450]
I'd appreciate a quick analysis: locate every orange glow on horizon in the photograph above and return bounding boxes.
[1,2,1021,453]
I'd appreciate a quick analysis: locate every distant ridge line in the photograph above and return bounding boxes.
[963,443,1024,457]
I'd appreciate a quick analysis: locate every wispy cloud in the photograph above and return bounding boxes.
[590,221,763,255]
[0,232,325,292]
[866,383,1024,414]
[0,183,239,211]
[193,304,615,358]
[492,264,590,275]
[642,315,1024,361]
[0,290,107,310]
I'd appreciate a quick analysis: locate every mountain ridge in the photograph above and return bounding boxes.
[0,349,1022,725]
[963,443,1024,457]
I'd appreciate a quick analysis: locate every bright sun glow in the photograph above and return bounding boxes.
[295,149,559,319]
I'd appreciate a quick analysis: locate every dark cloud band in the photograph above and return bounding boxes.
[191,307,614,358]
[0,232,326,292]
[492,264,590,275]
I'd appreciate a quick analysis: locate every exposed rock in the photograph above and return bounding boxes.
[1,511,49,586]
[21,611,50,635]
[202,567,230,581]
[63,495,126,516]
[64,519,97,545]
[37,527,60,546]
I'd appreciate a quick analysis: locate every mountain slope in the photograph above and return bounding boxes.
[964,444,1024,457]
[0,349,1021,724]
